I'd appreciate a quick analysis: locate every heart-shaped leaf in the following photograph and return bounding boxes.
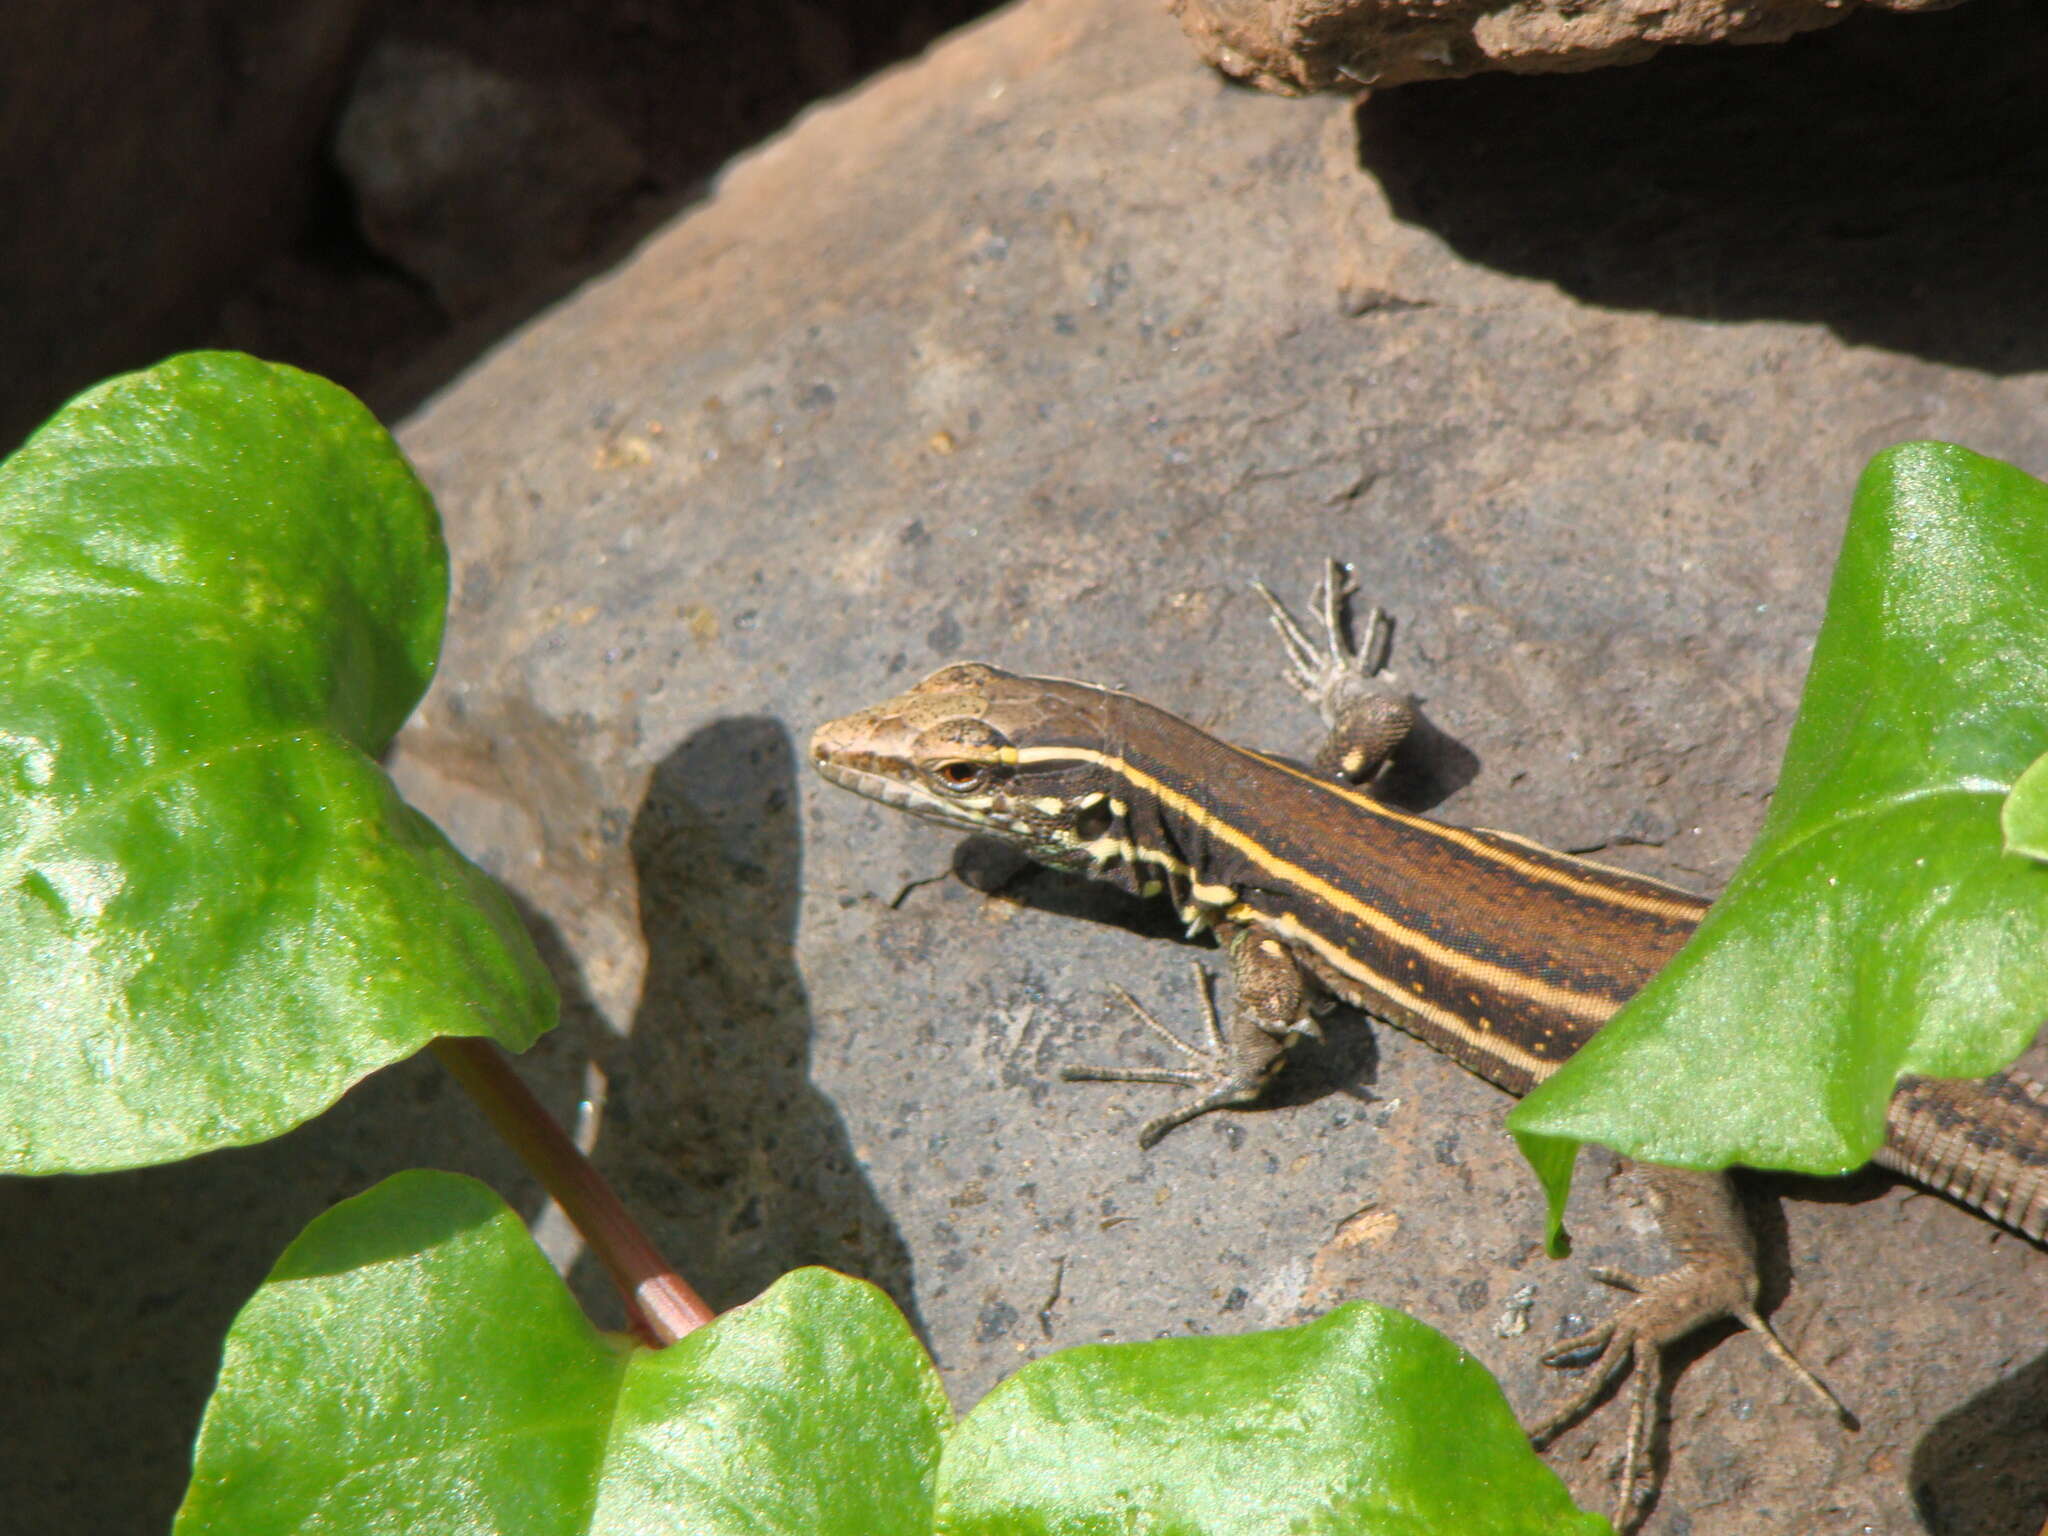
[179,1172,1603,1533]
[176,1173,951,1536]
[1510,443,2048,1233]
[0,353,554,1172]
[934,1301,1609,1536]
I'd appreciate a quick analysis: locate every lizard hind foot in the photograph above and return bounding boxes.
[1528,1256,1854,1530]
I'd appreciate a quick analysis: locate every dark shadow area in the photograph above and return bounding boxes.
[0,1011,587,1532]
[1912,1344,2048,1534]
[1355,0,2048,374]
[582,716,919,1323]
[948,844,1386,1114]
[1266,999,1383,1110]
[954,834,1196,942]
[1371,702,1480,811]
[1,0,1007,452]
[1757,1162,1900,1218]
[226,0,1011,432]
[1738,1176,1803,1349]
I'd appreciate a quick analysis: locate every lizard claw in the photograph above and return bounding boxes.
[1060,964,1279,1147]
[1252,558,1395,722]
[1253,559,1414,784]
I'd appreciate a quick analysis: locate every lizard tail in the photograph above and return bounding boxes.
[1876,1070,2048,1241]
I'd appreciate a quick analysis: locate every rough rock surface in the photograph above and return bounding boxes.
[8,0,2048,1531]
[1173,0,1966,91]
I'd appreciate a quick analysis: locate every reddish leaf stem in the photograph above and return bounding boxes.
[431,1036,714,1345]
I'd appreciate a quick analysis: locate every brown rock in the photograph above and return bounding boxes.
[1172,0,1967,91]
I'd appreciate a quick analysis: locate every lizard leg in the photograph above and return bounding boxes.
[1529,1166,1851,1529]
[1252,557,1415,783]
[1062,926,1312,1148]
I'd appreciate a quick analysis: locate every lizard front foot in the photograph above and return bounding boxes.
[1529,1168,1852,1530]
[1252,558,1413,783]
[1060,962,1293,1148]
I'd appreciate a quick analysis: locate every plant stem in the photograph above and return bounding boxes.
[432,1035,714,1345]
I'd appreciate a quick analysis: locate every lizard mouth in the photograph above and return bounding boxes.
[812,754,987,833]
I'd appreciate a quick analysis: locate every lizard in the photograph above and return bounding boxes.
[807,560,2048,1526]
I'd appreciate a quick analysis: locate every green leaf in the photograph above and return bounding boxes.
[177,1172,950,1536]
[0,353,554,1172]
[2003,750,2048,862]
[933,1302,1609,1536]
[592,1267,948,1536]
[1510,443,2048,1236]
[179,1175,1599,1532]
[176,1172,626,1536]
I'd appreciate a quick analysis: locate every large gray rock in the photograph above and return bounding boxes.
[8,0,2044,1530]
[380,0,2048,1527]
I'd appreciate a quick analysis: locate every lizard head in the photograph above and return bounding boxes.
[810,662,1131,870]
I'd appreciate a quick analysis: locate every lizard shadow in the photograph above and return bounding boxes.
[564,715,921,1331]
[1910,1343,2048,1534]
[1352,0,2048,375]
[1360,703,1480,813]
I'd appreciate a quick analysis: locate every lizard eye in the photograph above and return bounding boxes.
[915,719,1008,794]
[932,759,989,791]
